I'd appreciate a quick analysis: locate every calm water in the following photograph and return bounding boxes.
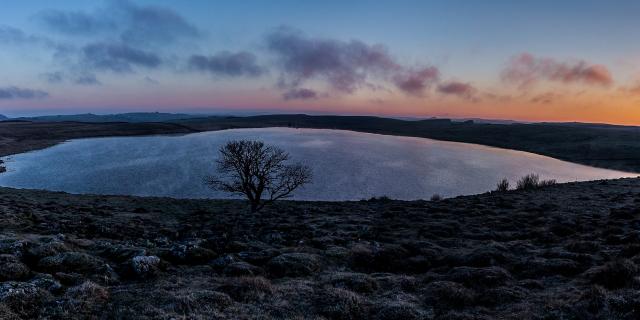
[0,128,636,200]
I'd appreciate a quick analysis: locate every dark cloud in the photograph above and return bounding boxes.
[283,88,318,100]
[530,92,559,104]
[0,87,49,99]
[266,27,400,93]
[37,0,199,46]
[394,67,440,96]
[42,71,64,84]
[266,27,440,98]
[82,42,161,73]
[502,53,613,88]
[117,0,200,46]
[37,10,114,35]
[41,71,101,85]
[188,52,264,77]
[0,25,66,52]
[29,1,199,84]
[437,81,477,99]
[0,25,41,44]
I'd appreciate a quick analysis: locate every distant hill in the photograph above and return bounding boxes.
[0,114,7,121]
[15,112,204,123]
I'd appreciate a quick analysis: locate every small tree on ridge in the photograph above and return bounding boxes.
[206,140,312,212]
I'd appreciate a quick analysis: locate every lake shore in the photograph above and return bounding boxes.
[3,127,634,201]
[2,114,640,173]
[2,177,640,319]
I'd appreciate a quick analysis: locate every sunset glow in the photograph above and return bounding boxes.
[1,0,640,124]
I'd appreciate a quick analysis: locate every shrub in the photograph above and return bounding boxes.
[538,179,557,187]
[515,174,557,190]
[495,178,509,192]
[516,174,540,190]
[368,195,392,202]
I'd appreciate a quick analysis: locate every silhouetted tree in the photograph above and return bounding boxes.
[206,140,312,212]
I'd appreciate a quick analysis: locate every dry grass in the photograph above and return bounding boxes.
[0,177,640,318]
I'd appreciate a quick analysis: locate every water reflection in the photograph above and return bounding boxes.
[0,128,636,200]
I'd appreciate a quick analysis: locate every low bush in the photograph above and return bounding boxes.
[495,178,510,192]
[516,174,557,190]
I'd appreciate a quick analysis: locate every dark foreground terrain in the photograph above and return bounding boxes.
[1,179,640,319]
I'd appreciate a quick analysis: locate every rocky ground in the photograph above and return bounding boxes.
[1,178,640,319]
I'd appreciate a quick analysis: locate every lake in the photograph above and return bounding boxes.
[0,128,636,200]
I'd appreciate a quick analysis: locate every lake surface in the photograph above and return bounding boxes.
[0,128,636,200]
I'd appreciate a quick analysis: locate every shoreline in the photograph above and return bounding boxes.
[2,123,640,177]
[2,114,640,173]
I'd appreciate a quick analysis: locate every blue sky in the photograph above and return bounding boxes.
[1,0,640,124]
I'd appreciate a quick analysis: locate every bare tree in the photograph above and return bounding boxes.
[206,140,312,212]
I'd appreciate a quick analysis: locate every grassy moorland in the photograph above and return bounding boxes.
[0,178,640,319]
[1,114,640,172]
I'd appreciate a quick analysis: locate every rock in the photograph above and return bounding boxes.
[100,245,147,263]
[0,239,29,258]
[24,241,69,264]
[130,255,161,277]
[323,272,378,293]
[37,252,105,275]
[0,254,30,281]
[164,244,217,265]
[223,262,264,277]
[0,281,51,318]
[0,282,40,301]
[29,273,63,293]
[261,232,285,245]
[210,254,237,270]
[266,253,321,278]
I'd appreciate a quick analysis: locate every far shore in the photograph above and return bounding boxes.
[2,114,640,173]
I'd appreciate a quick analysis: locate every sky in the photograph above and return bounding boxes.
[1,0,640,124]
